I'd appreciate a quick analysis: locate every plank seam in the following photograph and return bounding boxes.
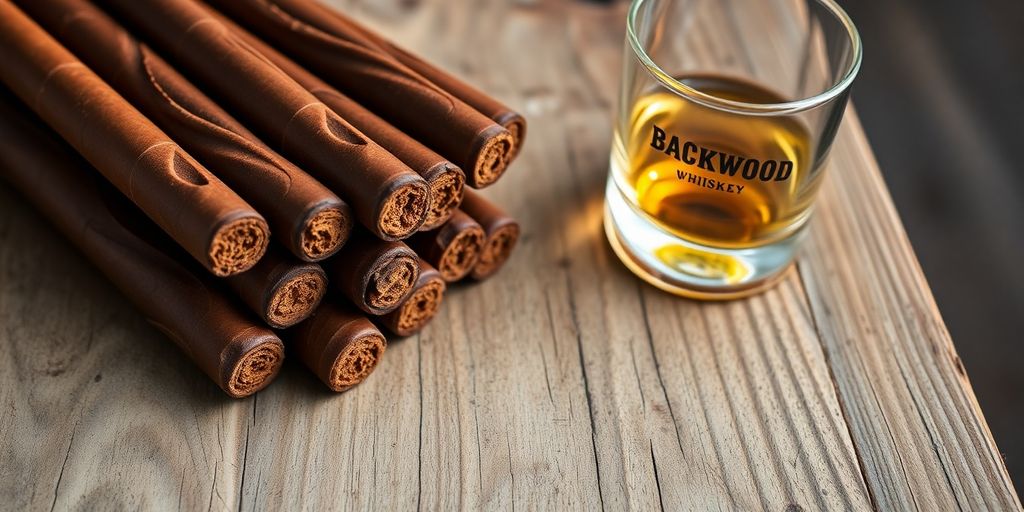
[794,261,880,511]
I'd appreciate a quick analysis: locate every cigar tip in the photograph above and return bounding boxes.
[209,216,270,276]
[472,222,520,280]
[328,332,387,392]
[420,163,465,231]
[470,125,515,188]
[300,205,352,261]
[367,250,420,313]
[267,267,328,328]
[496,113,527,161]
[378,177,429,239]
[392,275,446,336]
[439,223,486,281]
[227,338,285,397]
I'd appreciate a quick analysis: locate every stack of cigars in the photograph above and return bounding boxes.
[0,0,524,397]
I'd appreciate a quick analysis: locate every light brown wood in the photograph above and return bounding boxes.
[0,0,1018,510]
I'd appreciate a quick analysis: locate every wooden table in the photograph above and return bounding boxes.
[1,0,1019,510]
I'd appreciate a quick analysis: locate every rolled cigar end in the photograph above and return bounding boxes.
[421,162,466,231]
[412,210,486,282]
[224,337,285,398]
[381,262,446,337]
[209,216,270,276]
[266,266,328,328]
[299,205,352,261]
[291,303,387,392]
[225,248,325,328]
[327,235,421,315]
[437,221,485,282]
[495,112,527,160]
[473,222,520,280]
[470,124,515,188]
[329,330,387,392]
[377,175,430,239]
[460,192,520,280]
[368,249,420,313]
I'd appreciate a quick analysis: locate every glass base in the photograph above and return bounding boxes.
[604,179,800,300]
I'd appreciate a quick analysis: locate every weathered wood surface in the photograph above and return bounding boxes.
[0,0,1018,510]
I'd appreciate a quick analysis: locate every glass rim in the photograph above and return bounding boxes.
[626,0,863,114]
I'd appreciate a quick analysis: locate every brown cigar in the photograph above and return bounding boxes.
[225,248,327,329]
[306,3,527,159]
[461,191,521,280]
[202,0,515,188]
[378,260,446,337]
[407,210,486,282]
[94,0,429,240]
[288,302,387,392]
[0,91,283,398]
[324,231,420,316]
[17,0,352,262]
[0,2,269,276]
[209,9,464,232]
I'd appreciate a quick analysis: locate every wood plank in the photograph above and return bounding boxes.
[0,0,1017,509]
[798,113,1021,510]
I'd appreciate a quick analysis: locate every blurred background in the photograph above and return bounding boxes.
[843,0,1024,492]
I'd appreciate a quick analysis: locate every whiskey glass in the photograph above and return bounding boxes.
[605,0,862,299]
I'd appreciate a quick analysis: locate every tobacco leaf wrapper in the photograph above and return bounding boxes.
[0,2,269,276]
[289,302,387,392]
[0,91,284,397]
[310,0,527,158]
[212,10,465,231]
[18,0,353,262]
[96,0,430,240]
[203,0,515,188]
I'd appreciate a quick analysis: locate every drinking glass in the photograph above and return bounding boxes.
[605,0,862,299]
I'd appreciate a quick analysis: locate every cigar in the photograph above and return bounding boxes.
[210,10,465,231]
[225,248,328,329]
[310,3,528,159]
[202,0,516,188]
[407,210,485,282]
[94,0,430,240]
[378,260,446,337]
[324,231,420,316]
[461,191,521,280]
[18,0,352,262]
[0,91,284,398]
[0,2,269,276]
[288,302,387,392]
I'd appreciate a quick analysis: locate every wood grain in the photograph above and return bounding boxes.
[0,0,1018,509]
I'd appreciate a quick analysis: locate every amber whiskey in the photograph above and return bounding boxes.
[614,74,823,249]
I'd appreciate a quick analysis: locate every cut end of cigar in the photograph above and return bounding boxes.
[227,340,284,397]
[473,223,521,280]
[368,252,419,312]
[379,180,429,239]
[328,333,387,392]
[506,121,525,158]
[498,114,527,160]
[209,217,270,276]
[393,276,446,336]
[421,164,466,231]
[300,206,351,261]
[439,225,486,281]
[267,268,328,328]
[470,126,515,188]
